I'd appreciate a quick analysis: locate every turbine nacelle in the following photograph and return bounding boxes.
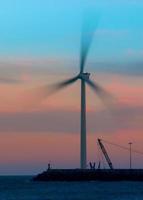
[78,72,90,81]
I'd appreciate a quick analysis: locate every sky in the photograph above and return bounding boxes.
[0,0,143,174]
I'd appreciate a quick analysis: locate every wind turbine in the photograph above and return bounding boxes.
[36,15,112,170]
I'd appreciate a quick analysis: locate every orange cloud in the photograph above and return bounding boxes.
[0,130,143,172]
[0,72,142,172]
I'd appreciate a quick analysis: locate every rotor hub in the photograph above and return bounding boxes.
[79,73,90,81]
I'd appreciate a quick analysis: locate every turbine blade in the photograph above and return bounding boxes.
[28,76,79,106]
[48,76,79,94]
[80,11,98,73]
[85,78,114,106]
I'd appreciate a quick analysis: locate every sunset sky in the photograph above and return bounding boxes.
[0,0,143,175]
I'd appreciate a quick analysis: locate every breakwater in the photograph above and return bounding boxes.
[33,169,143,181]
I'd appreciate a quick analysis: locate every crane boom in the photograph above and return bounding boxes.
[98,139,114,170]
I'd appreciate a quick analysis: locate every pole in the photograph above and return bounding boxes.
[80,79,86,169]
[129,142,132,169]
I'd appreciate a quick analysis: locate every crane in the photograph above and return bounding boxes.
[98,139,114,170]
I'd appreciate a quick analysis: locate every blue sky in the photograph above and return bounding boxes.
[0,1,143,174]
[0,0,143,61]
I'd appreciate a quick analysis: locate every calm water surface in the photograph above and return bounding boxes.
[0,176,143,200]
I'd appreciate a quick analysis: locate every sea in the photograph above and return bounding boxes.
[0,176,143,200]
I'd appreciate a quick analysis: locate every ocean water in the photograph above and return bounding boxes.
[0,176,143,200]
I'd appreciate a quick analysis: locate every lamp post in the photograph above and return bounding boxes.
[129,142,132,169]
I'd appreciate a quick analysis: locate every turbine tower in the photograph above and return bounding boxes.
[37,14,112,169]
